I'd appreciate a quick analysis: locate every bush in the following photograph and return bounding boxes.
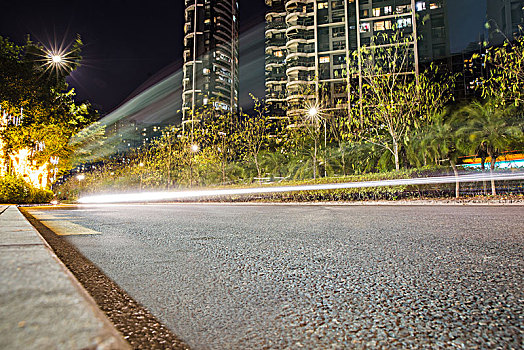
[0,175,53,204]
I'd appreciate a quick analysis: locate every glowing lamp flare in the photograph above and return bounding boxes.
[51,55,63,63]
[308,107,318,117]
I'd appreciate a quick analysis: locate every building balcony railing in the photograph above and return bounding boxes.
[266,79,287,85]
[266,21,287,31]
[286,58,314,69]
[266,55,286,65]
[265,38,287,47]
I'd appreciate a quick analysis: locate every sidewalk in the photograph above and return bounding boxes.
[0,205,129,350]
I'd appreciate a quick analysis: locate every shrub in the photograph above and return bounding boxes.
[0,175,53,204]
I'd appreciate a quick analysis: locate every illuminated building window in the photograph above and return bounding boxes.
[416,1,426,11]
[360,22,371,32]
[319,56,330,63]
[373,8,381,17]
[384,6,393,15]
[374,20,392,31]
[397,17,412,28]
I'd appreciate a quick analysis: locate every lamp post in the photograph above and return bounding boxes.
[139,162,144,190]
[307,105,329,178]
[307,107,321,179]
[189,144,199,187]
[218,131,227,185]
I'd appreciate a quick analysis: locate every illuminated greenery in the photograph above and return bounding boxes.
[54,32,524,200]
[0,35,99,190]
[0,175,53,204]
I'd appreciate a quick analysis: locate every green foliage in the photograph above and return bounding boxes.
[0,175,53,203]
[55,31,524,201]
[0,35,99,185]
[348,30,456,171]
[483,36,524,106]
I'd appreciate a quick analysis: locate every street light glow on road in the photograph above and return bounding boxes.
[77,172,524,204]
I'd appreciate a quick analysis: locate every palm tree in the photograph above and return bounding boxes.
[259,150,287,179]
[420,110,463,198]
[456,100,523,195]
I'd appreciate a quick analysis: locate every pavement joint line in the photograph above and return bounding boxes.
[0,243,44,247]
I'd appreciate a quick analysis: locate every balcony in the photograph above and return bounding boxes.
[266,55,286,66]
[266,21,286,31]
[265,38,287,48]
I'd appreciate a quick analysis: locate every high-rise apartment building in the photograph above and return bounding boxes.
[265,0,450,116]
[487,0,524,44]
[182,0,239,122]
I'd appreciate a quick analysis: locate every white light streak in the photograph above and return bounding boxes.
[77,172,524,204]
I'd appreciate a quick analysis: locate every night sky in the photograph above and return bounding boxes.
[1,0,484,114]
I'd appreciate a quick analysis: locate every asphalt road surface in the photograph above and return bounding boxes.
[30,204,524,349]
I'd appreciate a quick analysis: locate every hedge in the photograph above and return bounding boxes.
[0,175,54,204]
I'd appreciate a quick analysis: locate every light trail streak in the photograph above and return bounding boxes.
[78,172,524,204]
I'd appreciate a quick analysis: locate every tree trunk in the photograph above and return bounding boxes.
[450,159,460,199]
[393,140,400,171]
[341,145,346,176]
[488,151,497,196]
[313,138,317,179]
[254,154,261,183]
[479,157,487,195]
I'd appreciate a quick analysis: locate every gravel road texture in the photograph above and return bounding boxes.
[25,204,524,349]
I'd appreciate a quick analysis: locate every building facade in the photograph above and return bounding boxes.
[182,0,239,122]
[265,0,450,116]
[487,0,524,45]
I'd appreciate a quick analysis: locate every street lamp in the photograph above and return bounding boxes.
[76,174,85,181]
[51,55,63,64]
[304,104,326,179]
[218,132,227,185]
[189,144,200,187]
[39,46,74,78]
[139,162,145,190]
[308,107,319,118]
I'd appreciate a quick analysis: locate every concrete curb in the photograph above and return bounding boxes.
[0,205,130,350]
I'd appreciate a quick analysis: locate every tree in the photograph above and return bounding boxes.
[238,95,271,181]
[0,35,98,188]
[351,31,455,171]
[456,99,524,195]
[482,36,524,106]
[419,110,463,198]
